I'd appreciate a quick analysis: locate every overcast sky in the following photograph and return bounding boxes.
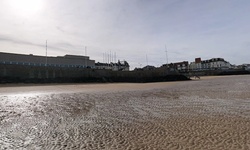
[0,0,250,69]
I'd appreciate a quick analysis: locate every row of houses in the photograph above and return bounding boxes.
[0,52,130,71]
[95,61,130,71]
[2,52,248,72]
[161,57,232,71]
[236,64,250,71]
[190,57,231,71]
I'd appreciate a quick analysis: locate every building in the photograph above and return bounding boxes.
[0,52,95,68]
[162,61,189,71]
[95,60,130,71]
[95,62,111,70]
[190,57,231,71]
[242,64,250,71]
[142,65,156,70]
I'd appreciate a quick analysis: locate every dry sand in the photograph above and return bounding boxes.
[0,75,250,149]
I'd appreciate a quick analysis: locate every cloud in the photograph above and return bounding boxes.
[1,0,250,69]
[0,34,72,55]
[0,34,42,47]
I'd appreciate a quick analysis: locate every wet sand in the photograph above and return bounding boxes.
[0,75,250,149]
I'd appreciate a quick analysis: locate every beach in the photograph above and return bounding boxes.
[0,75,250,149]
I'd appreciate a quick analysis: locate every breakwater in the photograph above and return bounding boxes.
[0,64,189,83]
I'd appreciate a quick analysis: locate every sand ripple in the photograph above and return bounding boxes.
[0,75,250,149]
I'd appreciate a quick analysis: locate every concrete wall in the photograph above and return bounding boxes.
[0,64,188,83]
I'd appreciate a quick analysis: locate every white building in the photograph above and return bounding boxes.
[243,64,250,71]
[95,60,130,71]
[162,61,189,71]
[190,58,231,71]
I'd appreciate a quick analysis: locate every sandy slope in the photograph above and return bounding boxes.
[0,75,250,149]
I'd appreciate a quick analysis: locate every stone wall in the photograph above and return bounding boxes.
[0,64,189,83]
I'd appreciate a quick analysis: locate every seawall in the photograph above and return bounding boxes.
[0,64,189,83]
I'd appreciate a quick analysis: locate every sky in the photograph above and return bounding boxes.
[0,0,250,69]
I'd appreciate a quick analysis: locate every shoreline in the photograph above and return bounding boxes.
[0,75,240,95]
[0,75,245,96]
[0,74,245,88]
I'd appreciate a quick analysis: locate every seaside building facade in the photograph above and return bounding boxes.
[142,65,156,70]
[162,61,189,71]
[190,57,231,71]
[242,64,250,71]
[0,52,95,68]
[95,60,130,71]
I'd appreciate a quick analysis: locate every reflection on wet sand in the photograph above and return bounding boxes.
[0,75,250,149]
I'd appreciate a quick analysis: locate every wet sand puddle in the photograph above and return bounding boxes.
[0,75,250,149]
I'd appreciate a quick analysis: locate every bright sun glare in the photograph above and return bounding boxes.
[8,0,43,16]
